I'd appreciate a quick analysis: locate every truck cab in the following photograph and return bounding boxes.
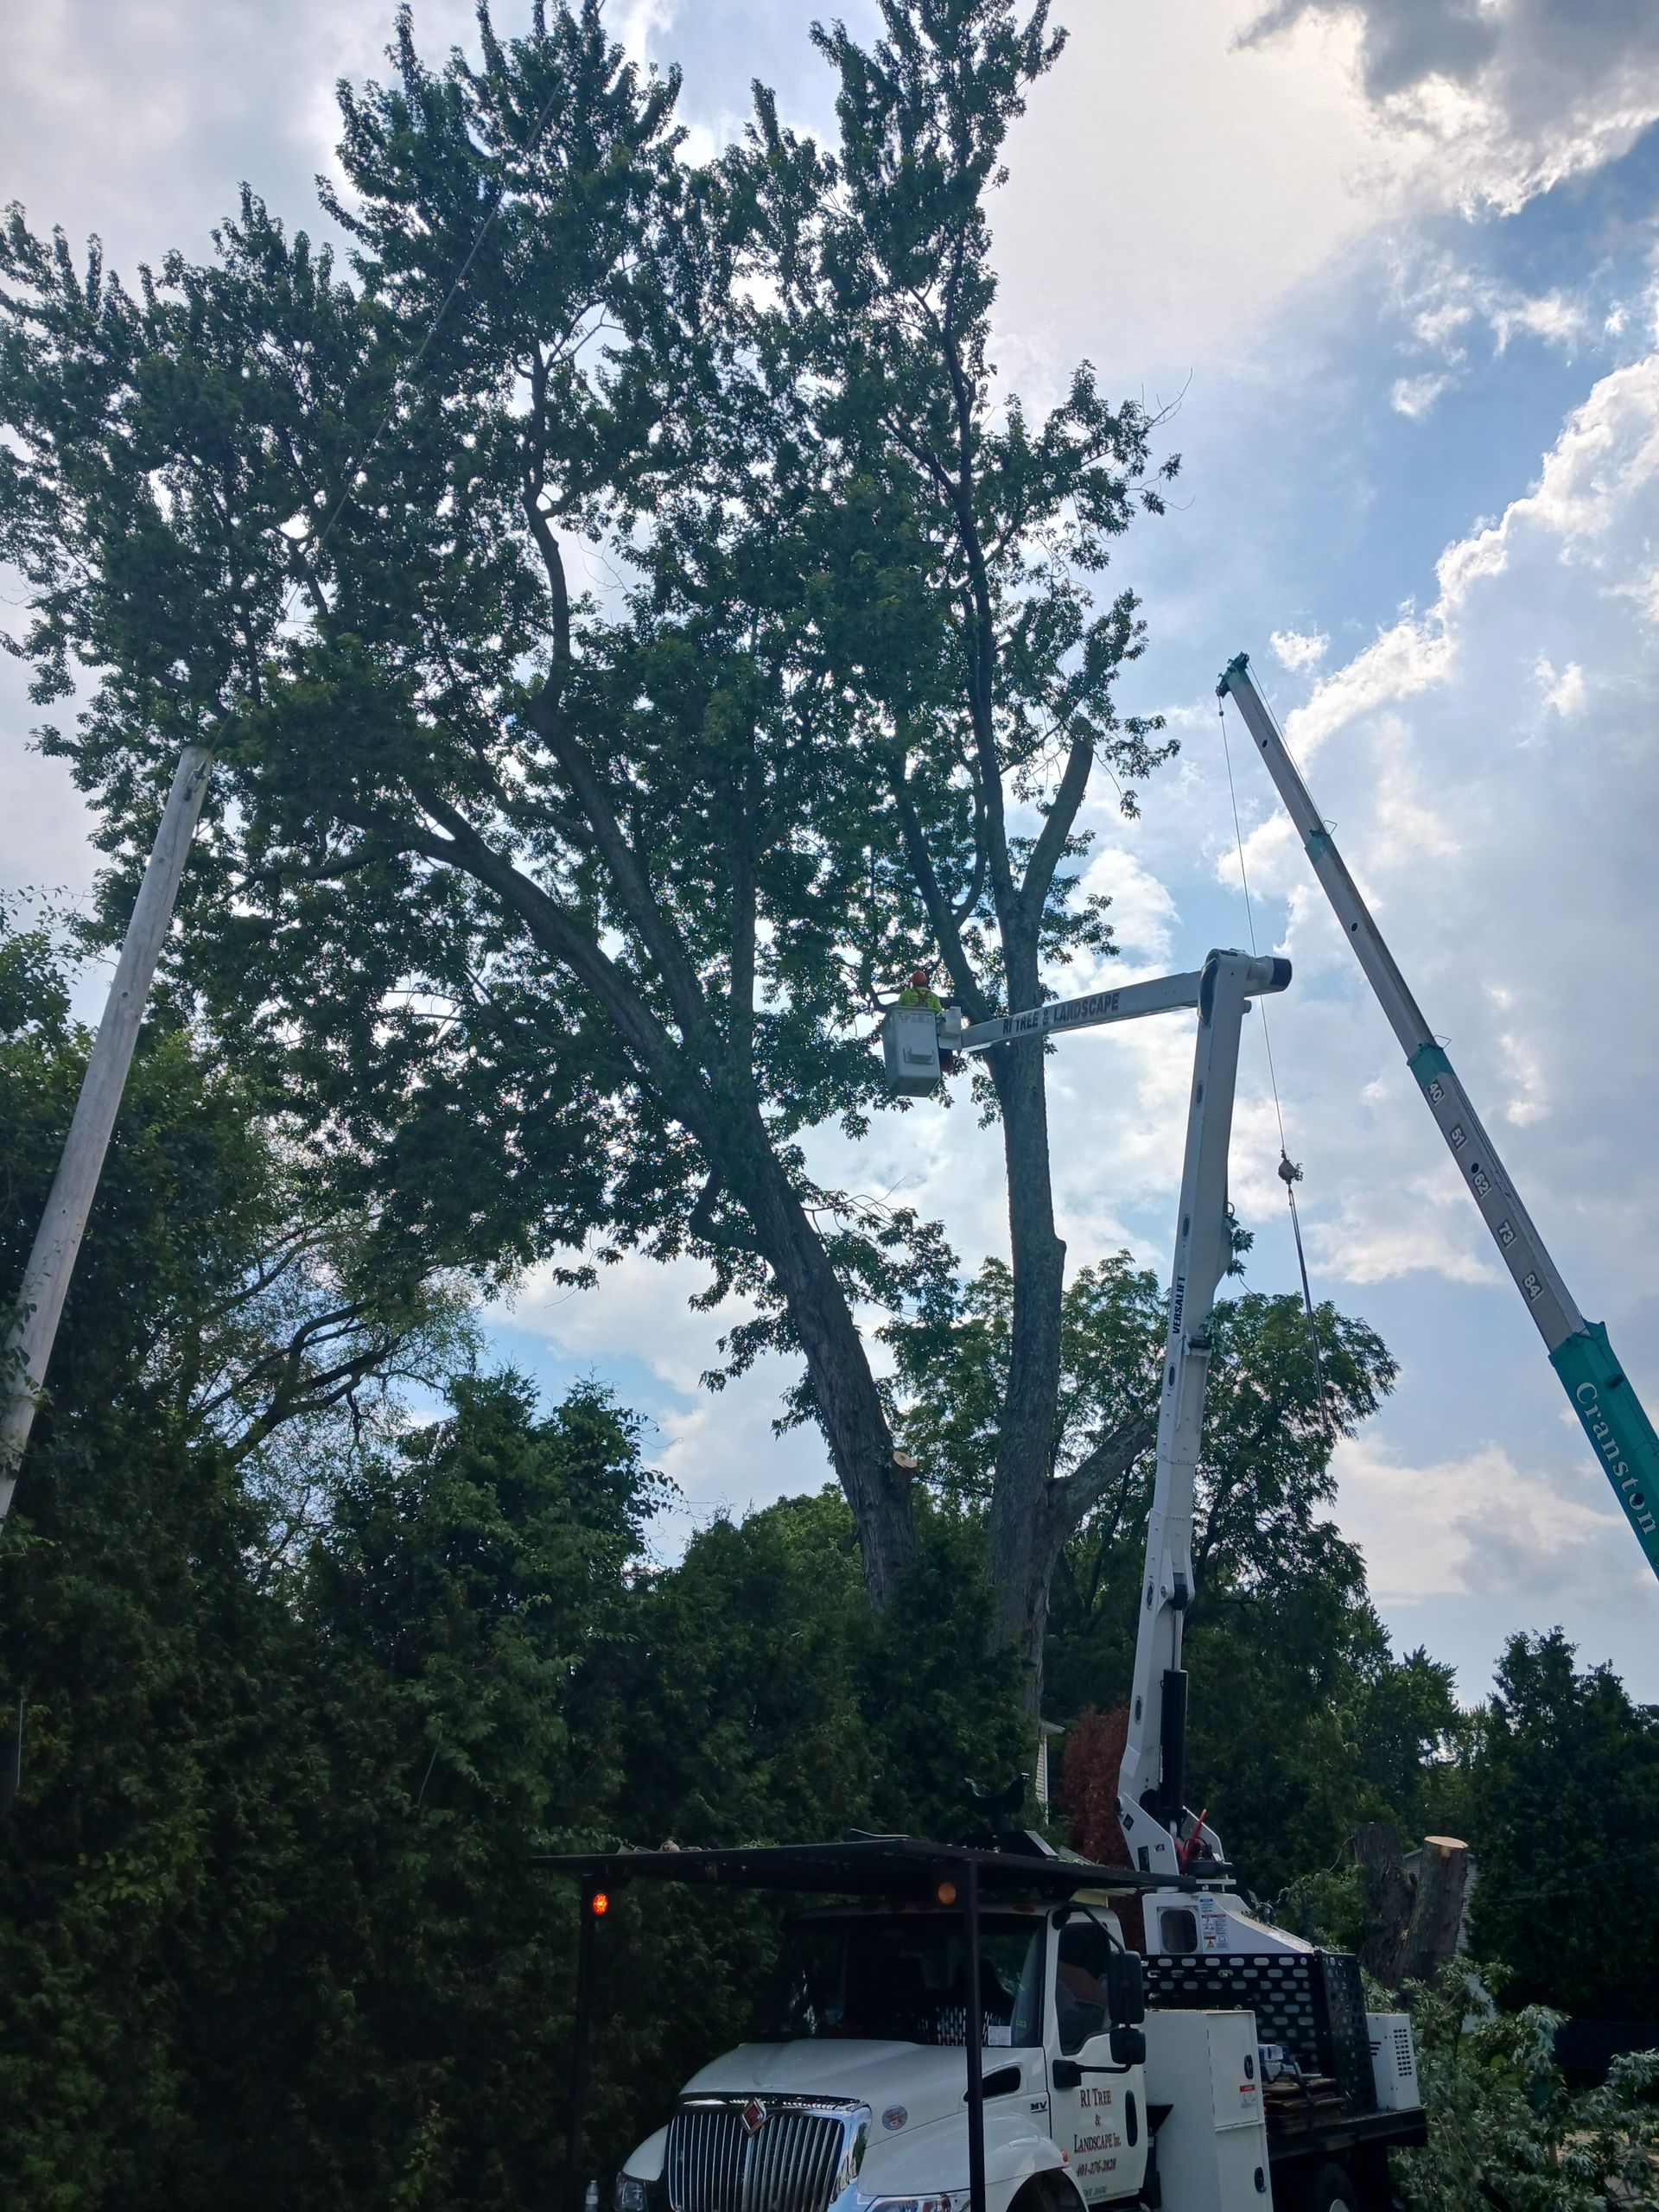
[617,1894,1156,2212]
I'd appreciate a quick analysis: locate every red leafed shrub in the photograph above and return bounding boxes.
[1058,1704,1130,1863]
[1057,1706,1144,1946]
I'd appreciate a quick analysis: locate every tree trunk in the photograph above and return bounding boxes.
[985,1016,1067,1713]
[709,1097,917,1608]
[1353,1820,1414,1985]
[1398,1836,1471,1986]
[1354,1824,1471,1989]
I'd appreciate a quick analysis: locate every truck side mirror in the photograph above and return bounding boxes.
[1105,1950,1145,2027]
[1109,2026,1147,2068]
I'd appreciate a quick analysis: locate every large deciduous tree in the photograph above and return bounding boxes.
[1,0,1174,1690]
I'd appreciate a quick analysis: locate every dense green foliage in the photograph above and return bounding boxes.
[1397,1968,1659,2212]
[1462,1630,1659,2019]
[3,923,1657,2209]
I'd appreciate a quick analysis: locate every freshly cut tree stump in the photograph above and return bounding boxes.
[1353,1824,1471,1987]
[1399,1835,1472,1986]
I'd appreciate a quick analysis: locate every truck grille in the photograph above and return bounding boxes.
[665,2100,855,2212]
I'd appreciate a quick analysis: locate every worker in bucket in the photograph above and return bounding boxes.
[896,965,959,1076]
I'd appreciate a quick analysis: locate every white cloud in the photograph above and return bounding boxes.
[652,1358,834,1528]
[1379,249,1599,412]
[1611,563,1659,624]
[1269,627,1330,671]
[1243,0,1659,213]
[510,1252,726,1398]
[1312,1185,1500,1287]
[993,0,1417,382]
[1079,843,1179,967]
[1493,289,1590,353]
[1336,1432,1633,1606]
[1390,370,1453,420]
[1535,654,1586,715]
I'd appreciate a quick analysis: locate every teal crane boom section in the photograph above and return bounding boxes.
[1217,651,1659,1579]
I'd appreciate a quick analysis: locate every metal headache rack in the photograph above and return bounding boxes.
[1143,1950,1376,2114]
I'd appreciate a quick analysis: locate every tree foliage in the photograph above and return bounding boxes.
[1463,1630,1659,2020]
[0,0,1178,1681]
[1397,1968,1659,2212]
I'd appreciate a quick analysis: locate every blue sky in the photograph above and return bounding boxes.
[6,0,1659,1704]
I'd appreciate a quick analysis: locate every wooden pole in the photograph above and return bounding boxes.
[0,744,213,1522]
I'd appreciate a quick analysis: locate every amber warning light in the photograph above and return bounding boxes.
[590,1891,610,1917]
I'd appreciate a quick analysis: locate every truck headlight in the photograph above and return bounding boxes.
[854,2195,972,2212]
[615,2177,652,2212]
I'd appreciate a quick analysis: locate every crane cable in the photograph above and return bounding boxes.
[1216,696,1322,1339]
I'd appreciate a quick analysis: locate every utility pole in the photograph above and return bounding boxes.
[0,744,213,1523]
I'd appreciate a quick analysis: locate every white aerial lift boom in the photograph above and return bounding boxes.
[891,949,1305,1942]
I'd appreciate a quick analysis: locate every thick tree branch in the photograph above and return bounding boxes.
[1049,1411,1154,1532]
[952,776,990,925]
[888,756,991,1022]
[1019,734,1093,939]
[520,346,574,677]
[521,690,715,1050]
[341,791,696,1115]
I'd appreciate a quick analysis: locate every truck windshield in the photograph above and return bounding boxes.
[761,1914,1045,2048]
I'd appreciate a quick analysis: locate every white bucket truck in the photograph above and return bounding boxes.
[549,950,1424,2212]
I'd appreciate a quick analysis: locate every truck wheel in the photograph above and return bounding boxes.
[1300,2163,1361,2212]
[1009,2176,1085,2212]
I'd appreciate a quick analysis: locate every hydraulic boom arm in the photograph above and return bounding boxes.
[1115,950,1290,1885]
[1218,652,1659,1578]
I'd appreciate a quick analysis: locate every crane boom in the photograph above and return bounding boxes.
[1217,651,1659,1579]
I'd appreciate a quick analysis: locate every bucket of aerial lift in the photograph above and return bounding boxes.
[881,1006,943,1095]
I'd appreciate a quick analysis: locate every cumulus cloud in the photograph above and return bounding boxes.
[1078,844,1180,969]
[1389,370,1453,420]
[1336,1431,1635,1607]
[1269,627,1330,671]
[1243,0,1659,210]
[1535,654,1586,715]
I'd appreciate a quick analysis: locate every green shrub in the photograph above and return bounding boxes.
[1398,1967,1659,2212]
